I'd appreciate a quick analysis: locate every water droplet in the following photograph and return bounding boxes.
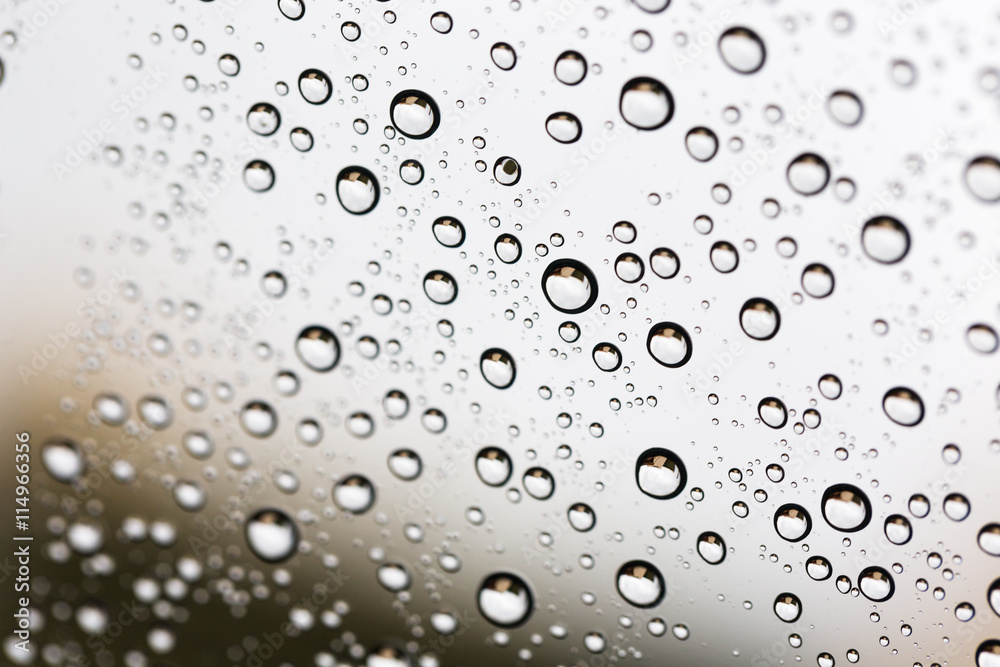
[786,153,830,195]
[217,53,240,76]
[647,322,692,368]
[650,247,680,278]
[93,393,129,425]
[968,324,999,354]
[296,325,340,371]
[490,42,516,70]
[298,68,332,104]
[620,77,674,130]
[42,439,84,483]
[476,447,512,487]
[697,532,726,564]
[423,270,458,304]
[390,89,440,139]
[827,90,863,126]
[240,400,277,438]
[685,126,719,161]
[568,503,596,531]
[247,102,280,136]
[821,484,872,532]
[388,449,421,481]
[545,112,582,143]
[336,166,379,214]
[592,342,622,372]
[718,27,766,74]
[430,11,452,34]
[801,263,835,298]
[616,560,666,608]
[943,493,971,521]
[243,160,275,192]
[806,556,832,581]
[965,156,1000,202]
[431,216,465,248]
[376,563,411,592]
[399,159,424,184]
[554,50,587,85]
[636,448,687,499]
[862,216,910,264]
[758,397,788,428]
[478,572,534,627]
[481,348,516,389]
[542,259,598,313]
[245,509,299,563]
[858,566,894,602]
[710,241,739,273]
[773,592,802,622]
[882,387,924,426]
[884,515,912,545]
[774,504,812,542]
[740,297,781,340]
[278,0,305,20]
[138,395,173,430]
[333,474,376,513]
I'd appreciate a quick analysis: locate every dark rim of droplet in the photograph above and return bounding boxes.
[858,566,895,602]
[541,259,599,314]
[620,76,675,130]
[478,572,534,628]
[757,397,788,429]
[593,343,621,372]
[635,447,687,500]
[298,68,331,104]
[245,509,299,563]
[646,321,693,368]
[480,348,516,389]
[494,156,521,185]
[390,89,441,139]
[821,483,872,533]
[773,503,811,542]
[335,166,380,215]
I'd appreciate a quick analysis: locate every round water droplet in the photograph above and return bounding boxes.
[774,504,812,542]
[786,153,830,196]
[862,216,910,264]
[858,566,894,602]
[650,247,680,278]
[568,503,596,532]
[710,241,739,273]
[773,592,802,622]
[390,89,440,139]
[882,387,924,426]
[93,393,129,425]
[336,166,379,214]
[243,160,275,192]
[388,449,422,481]
[247,102,280,136]
[240,400,278,438]
[490,42,516,70]
[977,641,1000,667]
[481,348,516,389]
[523,467,555,500]
[545,112,582,144]
[821,484,872,532]
[476,447,512,487]
[964,156,1000,202]
[620,77,674,130]
[740,298,780,340]
[801,263,835,298]
[827,90,863,126]
[647,322,692,368]
[432,216,465,248]
[696,532,726,564]
[592,342,622,372]
[246,509,299,563]
[218,53,240,76]
[968,324,999,354]
[554,50,587,85]
[616,560,666,608]
[541,259,598,314]
[758,397,788,429]
[298,68,332,104]
[884,515,912,545]
[333,474,376,513]
[423,270,458,304]
[278,0,305,20]
[636,448,687,499]
[296,325,340,371]
[685,127,719,162]
[978,524,1000,556]
[478,572,533,627]
[493,156,521,185]
[615,252,644,282]
[173,480,207,512]
[806,556,832,581]
[376,563,411,592]
[42,438,84,483]
[399,159,424,184]
[943,493,971,521]
[138,395,173,430]
[718,27,766,74]
[495,234,522,263]
[430,11,452,34]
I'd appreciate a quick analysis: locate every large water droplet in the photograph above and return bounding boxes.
[42,438,84,483]
[718,27,766,74]
[773,592,802,622]
[786,153,830,195]
[245,508,299,563]
[542,259,598,313]
[620,77,674,130]
[696,532,726,564]
[965,156,1000,202]
[423,270,458,304]
[431,216,465,248]
[296,325,340,371]
[862,216,910,264]
[523,467,555,500]
[390,89,440,139]
[478,572,534,627]
[636,448,687,499]
[93,392,129,426]
[882,387,924,426]
[858,566,894,602]
[821,484,872,532]
[740,298,780,340]
[333,474,376,513]
[685,127,718,162]
[247,102,281,136]
[481,348,516,389]
[758,397,788,428]
[554,50,587,85]
[490,42,517,70]
[568,503,596,532]
[647,322,692,368]
[592,342,622,372]
[774,504,812,542]
[243,160,275,192]
[545,112,582,143]
[239,400,278,438]
[336,166,379,214]
[616,560,665,608]
[476,447,512,487]
[298,68,332,104]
